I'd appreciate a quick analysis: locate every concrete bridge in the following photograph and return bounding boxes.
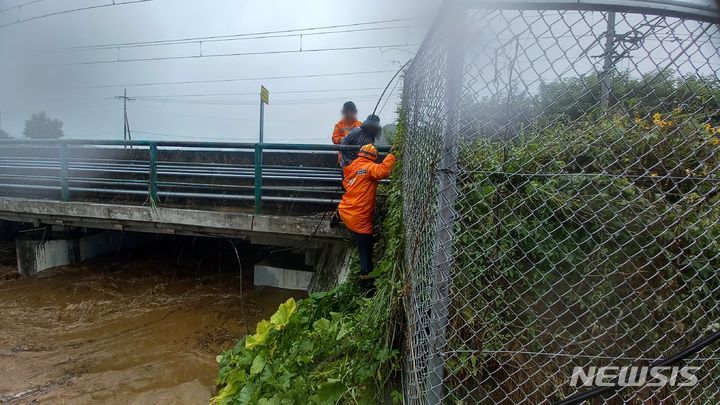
[0,139,390,291]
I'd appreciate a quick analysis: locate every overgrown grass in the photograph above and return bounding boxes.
[443,109,720,403]
[213,126,407,405]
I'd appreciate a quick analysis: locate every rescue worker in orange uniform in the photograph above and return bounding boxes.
[332,102,362,165]
[337,143,397,277]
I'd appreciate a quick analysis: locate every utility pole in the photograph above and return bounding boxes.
[600,11,617,110]
[115,88,135,142]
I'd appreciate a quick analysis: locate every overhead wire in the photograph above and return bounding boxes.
[68,43,420,65]
[132,96,380,106]
[85,70,399,88]
[130,94,381,106]
[0,0,46,13]
[60,19,419,51]
[129,87,385,98]
[0,0,157,29]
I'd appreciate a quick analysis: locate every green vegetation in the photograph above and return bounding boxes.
[214,122,406,404]
[446,110,720,401]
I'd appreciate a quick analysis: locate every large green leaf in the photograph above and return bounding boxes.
[246,320,272,349]
[237,381,255,405]
[270,298,297,330]
[312,318,331,332]
[250,354,266,376]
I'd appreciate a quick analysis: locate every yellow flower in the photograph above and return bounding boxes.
[650,112,673,129]
[650,172,658,177]
[710,138,719,146]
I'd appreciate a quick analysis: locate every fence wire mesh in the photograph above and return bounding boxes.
[401,2,720,403]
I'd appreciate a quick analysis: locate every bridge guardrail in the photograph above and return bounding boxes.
[0,139,391,215]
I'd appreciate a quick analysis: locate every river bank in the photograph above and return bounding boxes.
[0,238,304,404]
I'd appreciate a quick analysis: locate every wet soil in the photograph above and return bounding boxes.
[0,238,304,404]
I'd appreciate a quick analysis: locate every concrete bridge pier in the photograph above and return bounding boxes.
[253,242,353,294]
[15,228,139,277]
[308,243,353,293]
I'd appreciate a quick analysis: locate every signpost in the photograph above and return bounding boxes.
[255,86,269,214]
[259,85,269,143]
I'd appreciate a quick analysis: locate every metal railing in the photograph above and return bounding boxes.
[0,139,390,215]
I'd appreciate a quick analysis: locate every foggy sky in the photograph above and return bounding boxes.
[0,0,438,143]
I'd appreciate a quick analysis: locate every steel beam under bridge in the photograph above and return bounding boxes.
[0,197,346,248]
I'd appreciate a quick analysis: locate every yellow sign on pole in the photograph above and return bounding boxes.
[260,86,270,105]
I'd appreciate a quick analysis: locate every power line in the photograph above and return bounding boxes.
[85,69,398,88]
[0,0,157,29]
[69,43,419,65]
[0,0,46,13]
[61,19,418,51]
[129,87,385,98]
[133,93,380,102]
[132,94,381,106]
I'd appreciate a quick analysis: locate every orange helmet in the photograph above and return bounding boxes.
[358,143,378,160]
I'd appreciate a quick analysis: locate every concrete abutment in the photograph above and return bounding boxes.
[15,228,143,276]
[9,221,353,294]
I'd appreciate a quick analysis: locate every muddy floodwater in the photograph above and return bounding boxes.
[0,238,304,404]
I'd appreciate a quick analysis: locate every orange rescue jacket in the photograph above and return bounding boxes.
[338,153,397,235]
[332,119,362,145]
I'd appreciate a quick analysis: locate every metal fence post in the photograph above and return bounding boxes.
[427,2,467,403]
[148,143,159,206]
[59,143,69,202]
[254,143,263,214]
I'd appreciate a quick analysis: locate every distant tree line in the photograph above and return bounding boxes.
[0,111,64,140]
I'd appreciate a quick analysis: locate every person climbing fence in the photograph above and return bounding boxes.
[337,143,396,285]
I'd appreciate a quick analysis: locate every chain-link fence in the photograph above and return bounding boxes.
[401,1,720,403]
